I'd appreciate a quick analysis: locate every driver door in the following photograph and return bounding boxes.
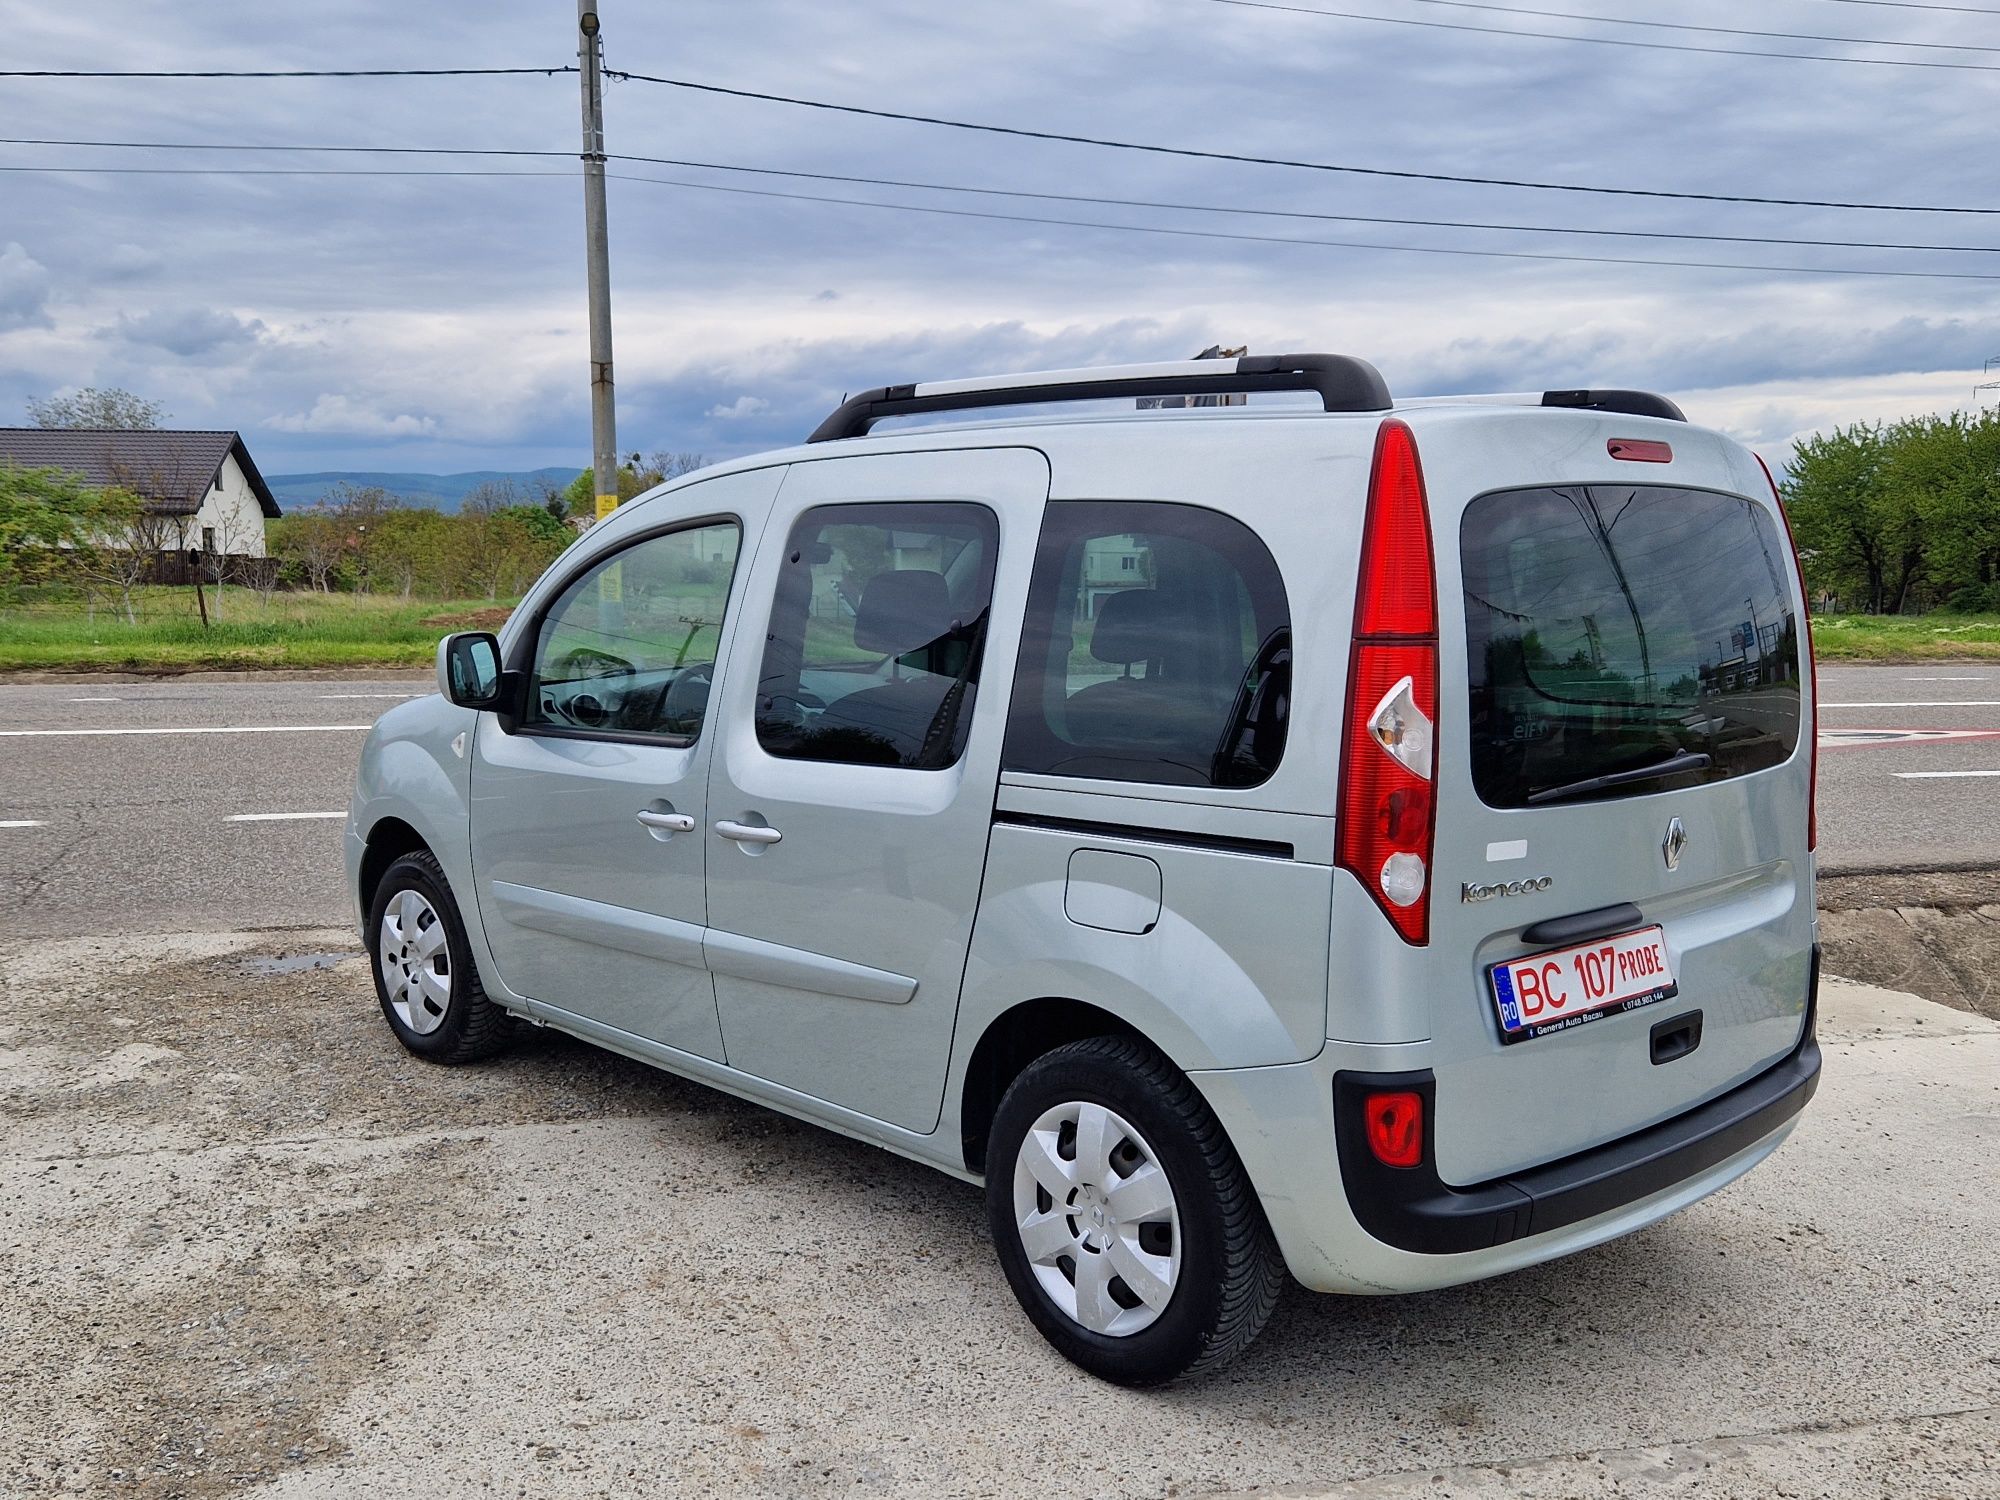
[468,470,780,1057]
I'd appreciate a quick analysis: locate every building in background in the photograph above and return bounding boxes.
[0,427,280,573]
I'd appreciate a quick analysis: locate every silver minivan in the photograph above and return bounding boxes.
[346,353,1821,1384]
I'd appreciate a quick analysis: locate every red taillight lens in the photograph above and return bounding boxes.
[1757,453,1816,852]
[1353,421,1437,638]
[1338,420,1439,944]
[1607,437,1673,464]
[1363,1090,1425,1169]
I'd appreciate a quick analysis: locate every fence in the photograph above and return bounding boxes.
[141,550,281,589]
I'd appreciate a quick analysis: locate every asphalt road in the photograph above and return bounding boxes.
[1,663,1995,939]
[4,927,1995,1498]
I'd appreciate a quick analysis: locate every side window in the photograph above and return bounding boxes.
[1004,500,1291,788]
[755,501,1000,770]
[526,520,741,742]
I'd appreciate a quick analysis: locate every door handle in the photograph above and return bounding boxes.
[635,809,696,834]
[713,819,782,846]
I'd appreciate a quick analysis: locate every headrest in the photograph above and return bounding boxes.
[1090,588,1185,665]
[853,569,954,657]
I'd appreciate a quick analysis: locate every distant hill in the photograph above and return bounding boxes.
[265,466,579,513]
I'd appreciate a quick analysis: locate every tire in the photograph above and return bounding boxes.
[366,849,513,1064]
[985,1035,1285,1385]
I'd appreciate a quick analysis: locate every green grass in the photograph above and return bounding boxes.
[1808,613,2000,662]
[0,588,516,672]
[5,587,1999,673]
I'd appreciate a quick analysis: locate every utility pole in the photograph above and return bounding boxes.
[577,2,617,525]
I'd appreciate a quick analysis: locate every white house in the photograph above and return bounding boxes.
[0,427,280,560]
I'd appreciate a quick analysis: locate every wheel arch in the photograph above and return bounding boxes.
[958,996,1151,1175]
[358,815,432,918]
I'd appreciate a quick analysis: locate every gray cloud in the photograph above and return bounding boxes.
[0,243,53,332]
[108,305,268,357]
[0,0,1993,472]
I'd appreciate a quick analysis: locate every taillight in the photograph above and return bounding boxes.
[1607,437,1673,463]
[1362,1089,1425,1169]
[1337,419,1439,943]
[1757,453,1817,852]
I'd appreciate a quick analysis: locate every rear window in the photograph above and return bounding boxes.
[1461,484,1802,809]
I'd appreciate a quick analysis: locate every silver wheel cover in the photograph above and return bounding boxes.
[378,886,451,1036]
[1012,1100,1182,1337]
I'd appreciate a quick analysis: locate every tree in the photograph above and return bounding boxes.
[562,450,707,518]
[1783,410,2000,614]
[364,507,455,598]
[0,463,138,602]
[26,387,169,429]
[270,511,347,593]
[66,494,179,625]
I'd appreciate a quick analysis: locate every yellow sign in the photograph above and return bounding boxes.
[595,492,618,520]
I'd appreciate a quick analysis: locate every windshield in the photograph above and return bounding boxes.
[1460,484,1803,809]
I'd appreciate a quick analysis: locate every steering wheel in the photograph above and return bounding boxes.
[658,664,715,734]
[554,646,634,683]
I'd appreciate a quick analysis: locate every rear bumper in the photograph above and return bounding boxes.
[1334,947,1820,1254]
[1189,946,1820,1294]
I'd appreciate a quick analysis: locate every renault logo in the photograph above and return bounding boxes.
[1663,817,1689,872]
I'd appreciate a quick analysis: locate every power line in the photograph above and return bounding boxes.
[1190,0,2000,70]
[0,134,570,159]
[604,170,2000,281]
[9,146,1999,255]
[0,164,573,178]
[9,132,1997,246]
[0,66,573,78]
[1397,0,2000,52]
[1815,0,2000,13]
[601,73,2000,215]
[607,152,2000,255]
[1,140,1991,280]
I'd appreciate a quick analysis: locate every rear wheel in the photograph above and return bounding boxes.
[985,1035,1285,1385]
[366,850,512,1063]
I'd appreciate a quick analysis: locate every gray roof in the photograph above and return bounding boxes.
[0,428,281,517]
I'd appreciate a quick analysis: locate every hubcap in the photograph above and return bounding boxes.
[1012,1101,1181,1338]
[378,887,451,1035]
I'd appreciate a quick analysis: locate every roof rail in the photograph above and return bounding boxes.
[807,352,1392,443]
[1398,389,1687,422]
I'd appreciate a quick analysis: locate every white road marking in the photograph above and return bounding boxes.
[0,819,46,828]
[227,811,347,822]
[1893,770,2000,780]
[1903,676,1986,682]
[65,696,120,702]
[319,693,421,700]
[1821,701,2000,709]
[0,724,372,738]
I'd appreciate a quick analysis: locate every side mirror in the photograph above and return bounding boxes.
[437,632,504,709]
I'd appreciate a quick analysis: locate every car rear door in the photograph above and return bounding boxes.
[1412,417,1815,1185]
[700,447,1047,1133]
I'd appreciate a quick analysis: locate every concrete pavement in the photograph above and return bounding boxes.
[3,927,1995,1498]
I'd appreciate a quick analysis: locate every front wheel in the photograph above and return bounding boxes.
[985,1036,1285,1385]
[366,850,512,1064]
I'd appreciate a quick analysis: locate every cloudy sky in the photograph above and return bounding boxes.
[3,0,1997,478]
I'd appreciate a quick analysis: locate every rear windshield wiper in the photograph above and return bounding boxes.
[1526,751,1713,807]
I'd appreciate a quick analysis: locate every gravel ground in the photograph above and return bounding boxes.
[4,931,1997,1499]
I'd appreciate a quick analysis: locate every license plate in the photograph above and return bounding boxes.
[1488,925,1678,1044]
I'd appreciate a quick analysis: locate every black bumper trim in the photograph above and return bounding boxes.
[1335,946,1822,1255]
